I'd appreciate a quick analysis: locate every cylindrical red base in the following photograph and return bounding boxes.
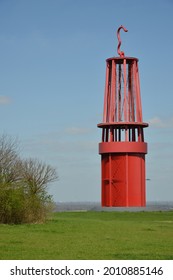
[101,153,146,207]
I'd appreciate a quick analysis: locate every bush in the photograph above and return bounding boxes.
[0,183,25,224]
[0,135,58,224]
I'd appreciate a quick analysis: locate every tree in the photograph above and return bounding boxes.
[0,134,21,184]
[0,134,58,224]
[20,158,58,223]
[21,158,58,195]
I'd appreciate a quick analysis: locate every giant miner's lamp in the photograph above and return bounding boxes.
[97,26,148,207]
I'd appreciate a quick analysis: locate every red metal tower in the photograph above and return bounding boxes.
[98,26,148,207]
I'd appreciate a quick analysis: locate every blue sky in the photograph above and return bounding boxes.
[0,0,173,202]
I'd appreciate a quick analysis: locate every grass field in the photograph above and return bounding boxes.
[0,211,173,260]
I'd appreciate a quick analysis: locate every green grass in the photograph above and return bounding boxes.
[0,211,173,260]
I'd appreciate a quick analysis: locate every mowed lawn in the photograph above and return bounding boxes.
[0,211,173,260]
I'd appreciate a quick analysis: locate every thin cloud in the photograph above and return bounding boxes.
[0,96,11,105]
[148,116,173,128]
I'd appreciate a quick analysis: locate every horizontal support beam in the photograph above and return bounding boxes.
[99,142,148,154]
[97,122,149,128]
[106,57,139,63]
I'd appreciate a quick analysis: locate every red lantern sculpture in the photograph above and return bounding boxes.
[97,26,148,207]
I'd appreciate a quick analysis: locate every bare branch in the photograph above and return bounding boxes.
[0,134,21,184]
[21,158,58,194]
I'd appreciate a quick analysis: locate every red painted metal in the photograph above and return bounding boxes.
[97,26,148,207]
[117,25,128,57]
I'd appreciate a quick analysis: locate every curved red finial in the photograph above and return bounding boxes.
[117,25,128,57]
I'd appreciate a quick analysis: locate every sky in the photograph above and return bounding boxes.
[0,0,173,203]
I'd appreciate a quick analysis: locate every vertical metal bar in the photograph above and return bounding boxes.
[141,128,144,142]
[109,154,112,206]
[131,63,135,122]
[123,59,128,141]
[129,63,135,122]
[128,63,131,122]
[137,127,142,142]
[110,126,114,142]
[102,128,105,142]
[115,61,117,121]
[123,58,127,122]
[126,153,129,206]
[118,64,121,121]
[133,61,140,122]
[110,59,116,122]
[143,156,146,206]
[103,62,109,122]
[107,61,112,122]
[136,62,143,121]
[125,126,128,142]
[129,128,131,141]
[107,82,111,122]
[118,128,121,141]
[132,127,136,141]
[114,128,117,141]
[106,128,109,142]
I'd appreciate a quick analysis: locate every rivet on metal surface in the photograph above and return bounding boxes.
[117,25,128,57]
